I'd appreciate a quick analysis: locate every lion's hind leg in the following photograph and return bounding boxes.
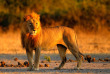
[71,50,82,70]
[67,44,82,70]
[63,36,82,70]
[55,44,67,70]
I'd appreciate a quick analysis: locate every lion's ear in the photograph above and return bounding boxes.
[24,15,30,22]
[24,16,26,22]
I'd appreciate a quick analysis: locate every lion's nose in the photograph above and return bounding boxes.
[33,30,36,31]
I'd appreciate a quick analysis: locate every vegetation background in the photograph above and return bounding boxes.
[0,0,109,32]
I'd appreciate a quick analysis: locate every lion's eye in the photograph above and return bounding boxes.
[36,23,38,25]
[29,23,32,25]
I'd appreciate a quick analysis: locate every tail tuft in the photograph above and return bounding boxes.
[85,55,91,63]
[79,52,91,63]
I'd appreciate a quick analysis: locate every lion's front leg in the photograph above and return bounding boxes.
[26,49,33,71]
[33,48,41,70]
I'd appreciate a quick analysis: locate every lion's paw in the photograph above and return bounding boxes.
[33,68,39,71]
[74,67,80,70]
[27,67,39,71]
[54,67,61,70]
[27,68,33,71]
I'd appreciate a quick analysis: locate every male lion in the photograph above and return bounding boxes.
[21,12,84,71]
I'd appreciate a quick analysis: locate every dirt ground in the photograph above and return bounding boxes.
[0,54,110,74]
[0,63,110,74]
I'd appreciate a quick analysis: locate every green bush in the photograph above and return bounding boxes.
[44,56,51,62]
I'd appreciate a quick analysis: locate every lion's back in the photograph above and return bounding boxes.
[41,26,76,48]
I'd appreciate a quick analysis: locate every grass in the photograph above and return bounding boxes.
[0,31,24,54]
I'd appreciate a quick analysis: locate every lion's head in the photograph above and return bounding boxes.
[23,12,41,35]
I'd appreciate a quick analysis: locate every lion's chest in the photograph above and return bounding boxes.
[26,33,39,48]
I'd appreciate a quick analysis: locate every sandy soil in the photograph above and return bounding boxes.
[0,63,110,74]
[0,54,110,74]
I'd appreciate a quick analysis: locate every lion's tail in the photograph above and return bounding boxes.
[74,33,85,57]
[79,51,85,57]
[79,51,91,63]
[74,32,90,63]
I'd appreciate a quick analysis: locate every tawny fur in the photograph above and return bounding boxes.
[21,12,83,71]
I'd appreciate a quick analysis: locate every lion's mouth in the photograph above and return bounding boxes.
[30,30,37,35]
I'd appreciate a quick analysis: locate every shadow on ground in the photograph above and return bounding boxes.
[0,68,110,73]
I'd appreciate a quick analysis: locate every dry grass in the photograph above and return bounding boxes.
[0,29,110,54]
[77,32,110,54]
[0,31,25,54]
